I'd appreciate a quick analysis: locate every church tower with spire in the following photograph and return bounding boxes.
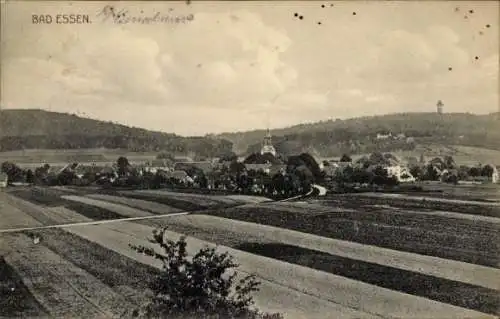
[260,128,276,157]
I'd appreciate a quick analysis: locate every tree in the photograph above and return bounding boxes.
[229,161,246,177]
[219,152,238,163]
[443,156,456,170]
[129,232,283,319]
[424,164,439,181]
[481,164,494,177]
[340,154,352,163]
[468,166,481,177]
[409,166,423,180]
[1,161,24,183]
[369,152,386,166]
[117,156,130,176]
[25,169,34,184]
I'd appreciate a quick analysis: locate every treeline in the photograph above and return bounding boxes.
[0,134,233,158]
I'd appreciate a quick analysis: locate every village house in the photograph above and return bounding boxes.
[0,172,8,188]
[170,170,193,185]
[244,163,272,174]
[385,164,416,183]
[323,161,352,178]
[376,132,392,140]
[146,159,173,174]
[395,133,406,140]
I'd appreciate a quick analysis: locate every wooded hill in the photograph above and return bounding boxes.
[216,112,500,157]
[0,109,233,158]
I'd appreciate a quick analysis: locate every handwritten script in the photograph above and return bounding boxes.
[96,5,194,24]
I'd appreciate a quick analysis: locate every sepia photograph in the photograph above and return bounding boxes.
[0,0,499,318]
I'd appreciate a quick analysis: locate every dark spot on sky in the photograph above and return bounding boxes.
[352,12,357,15]
[464,15,468,19]
[299,15,304,20]
[294,13,298,17]
[448,67,453,71]
[454,7,460,12]
[330,4,334,7]
[469,9,474,14]
[321,4,325,8]
[479,31,484,35]
[486,24,491,28]
[197,63,202,68]
[475,56,479,60]
[317,21,322,25]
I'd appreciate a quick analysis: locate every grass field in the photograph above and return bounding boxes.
[0,148,158,166]
[1,185,499,318]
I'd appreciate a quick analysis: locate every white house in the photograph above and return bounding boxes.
[385,165,416,183]
[0,173,8,188]
[376,133,392,140]
[492,166,499,184]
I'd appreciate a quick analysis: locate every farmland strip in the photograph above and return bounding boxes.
[236,242,500,315]
[328,195,500,218]
[31,228,160,307]
[146,214,500,290]
[64,222,379,318]
[85,194,182,214]
[0,193,42,230]
[211,206,500,268]
[0,257,48,317]
[354,193,500,207]
[68,220,495,319]
[2,233,118,318]
[7,189,125,221]
[136,214,499,314]
[62,195,153,218]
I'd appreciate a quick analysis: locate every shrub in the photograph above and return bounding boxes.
[129,231,284,319]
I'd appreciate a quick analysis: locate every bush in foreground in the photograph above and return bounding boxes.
[129,230,283,319]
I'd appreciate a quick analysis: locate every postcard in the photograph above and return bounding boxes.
[1,1,499,318]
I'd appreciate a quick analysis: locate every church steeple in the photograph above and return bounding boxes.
[261,128,276,156]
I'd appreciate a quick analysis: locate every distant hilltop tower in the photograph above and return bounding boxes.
[261,128,277,157]
[437,100,444,114]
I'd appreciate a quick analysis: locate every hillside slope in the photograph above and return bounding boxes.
[217,112,500,157]
[0,109,233,157]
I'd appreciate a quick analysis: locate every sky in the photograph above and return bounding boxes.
[1,1,499,136]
